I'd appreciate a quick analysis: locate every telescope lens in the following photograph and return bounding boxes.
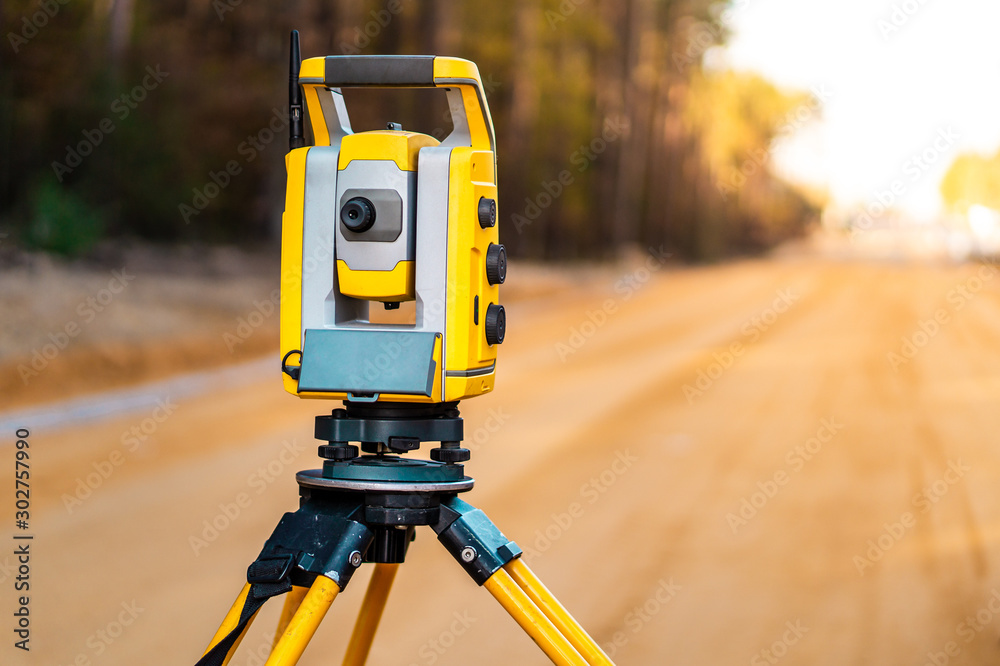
[341,197,376,232]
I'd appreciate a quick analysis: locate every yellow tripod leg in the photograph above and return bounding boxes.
[265,575,341,666]
[274,585,309,647]
[484,568,587,666]
[505,559,614,665]
[342,563,400,666]
[202,583,259,665]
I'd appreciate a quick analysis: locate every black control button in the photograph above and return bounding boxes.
[478,197,496,228]
[485,303,505,345]
[485,243,507,285]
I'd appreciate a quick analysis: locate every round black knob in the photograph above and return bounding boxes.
[430,447,471,463]
[341,197,376,232]
[478,197,497,228]
[485,243,507,285]
[318,444,359,461]
[485,303,505,345]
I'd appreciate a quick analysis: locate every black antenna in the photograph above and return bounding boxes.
[289,30,305,151]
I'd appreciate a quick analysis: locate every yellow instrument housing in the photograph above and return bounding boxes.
[333,130,438,302]
[338,130,439,171]
[335,259,415,302]
[280,55,502,404]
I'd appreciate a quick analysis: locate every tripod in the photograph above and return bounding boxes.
[197,403,614,666]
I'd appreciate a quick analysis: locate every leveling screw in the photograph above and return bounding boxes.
[460,547,477,563]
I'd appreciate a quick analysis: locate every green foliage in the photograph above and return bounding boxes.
[23,181,105,255]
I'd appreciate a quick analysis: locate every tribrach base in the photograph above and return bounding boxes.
[195,406,614,666]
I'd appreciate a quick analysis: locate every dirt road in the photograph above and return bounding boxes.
[4,256,1000,665]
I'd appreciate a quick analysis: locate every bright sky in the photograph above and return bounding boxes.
[721,0,1000,221]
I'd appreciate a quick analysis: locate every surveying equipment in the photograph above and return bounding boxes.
[196,32,612,666]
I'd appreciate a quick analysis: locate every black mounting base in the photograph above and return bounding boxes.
[315,400,472,464]
[248,464,519,595]
[243,402,519,593]
[197,406,524,666]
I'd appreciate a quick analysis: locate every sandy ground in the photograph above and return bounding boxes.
[3,251,1000,665]
[0,244,285,409]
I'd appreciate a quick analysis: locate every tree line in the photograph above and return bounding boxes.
[0,0,821,260]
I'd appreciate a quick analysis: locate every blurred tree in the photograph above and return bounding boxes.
[684,69,818,255]
[0,0,818,259]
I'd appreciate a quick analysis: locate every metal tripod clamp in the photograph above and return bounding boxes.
[433,497,523,585]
